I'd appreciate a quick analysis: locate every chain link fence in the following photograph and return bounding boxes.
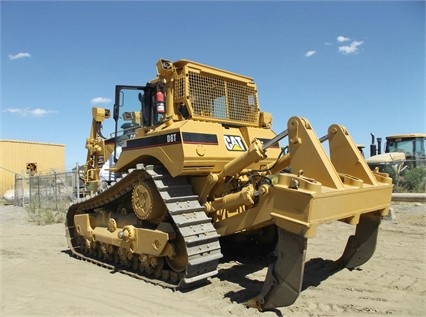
[13,169,83,212]
[7,158,425,212]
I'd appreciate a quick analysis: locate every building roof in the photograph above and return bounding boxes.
[0,139,65,147]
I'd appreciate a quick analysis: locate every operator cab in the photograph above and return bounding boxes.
[111,83,165,148]
[385,134,426,167]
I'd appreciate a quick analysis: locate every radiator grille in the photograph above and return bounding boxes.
[174,70,259,126]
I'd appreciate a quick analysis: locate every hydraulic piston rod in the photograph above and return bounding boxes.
[262,129,288,150]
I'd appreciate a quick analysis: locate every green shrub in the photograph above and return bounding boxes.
[374,164,425,193]
[398,167,426,193]
[26,203,66,225]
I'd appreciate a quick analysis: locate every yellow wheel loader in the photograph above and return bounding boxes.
[66,59,393,310]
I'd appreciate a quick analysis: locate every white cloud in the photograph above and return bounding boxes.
[305,50,317,58]
[337,36,350,43]
[338,40,364,55]
[30,108,53,116]
[3,107,58,117]
[8,52,31,60]
[91,97,112,104]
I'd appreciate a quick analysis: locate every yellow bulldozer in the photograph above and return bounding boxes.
[66,59,393,310]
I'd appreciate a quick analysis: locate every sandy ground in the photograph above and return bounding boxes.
[1,202,425,317]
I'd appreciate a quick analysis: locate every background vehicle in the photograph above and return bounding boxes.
[66,59,393,310]
[367,133,426,171]
[366,133,425,192]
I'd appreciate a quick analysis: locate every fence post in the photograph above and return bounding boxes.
[14,174,18,206]
[37,176,41,209]
[29,174,32,206]
[54,171,58,210]
[21,171,25,207]
[76,162,80,202]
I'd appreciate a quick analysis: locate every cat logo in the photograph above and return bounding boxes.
[224,135,247,151]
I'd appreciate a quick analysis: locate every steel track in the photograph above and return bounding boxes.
[65,164,222,289]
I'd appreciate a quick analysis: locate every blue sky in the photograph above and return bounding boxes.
[1,0,425,171]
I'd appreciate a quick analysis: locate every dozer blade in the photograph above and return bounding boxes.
[246,228,307,311]
[337,211,382,270]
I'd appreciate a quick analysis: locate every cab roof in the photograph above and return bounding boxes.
[386,133,426,140]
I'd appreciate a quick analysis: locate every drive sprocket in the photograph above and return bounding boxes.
[131,179,165,223]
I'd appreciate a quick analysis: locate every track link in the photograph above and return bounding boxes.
[65,164,222,289]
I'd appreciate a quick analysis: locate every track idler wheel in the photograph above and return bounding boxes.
[166,233,187,273]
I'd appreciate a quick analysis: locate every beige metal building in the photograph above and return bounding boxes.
[0,140,65,196]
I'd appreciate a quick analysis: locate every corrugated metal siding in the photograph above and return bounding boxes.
[0,140,65,196]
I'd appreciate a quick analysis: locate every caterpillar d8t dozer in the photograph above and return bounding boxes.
[66,59,393,310]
